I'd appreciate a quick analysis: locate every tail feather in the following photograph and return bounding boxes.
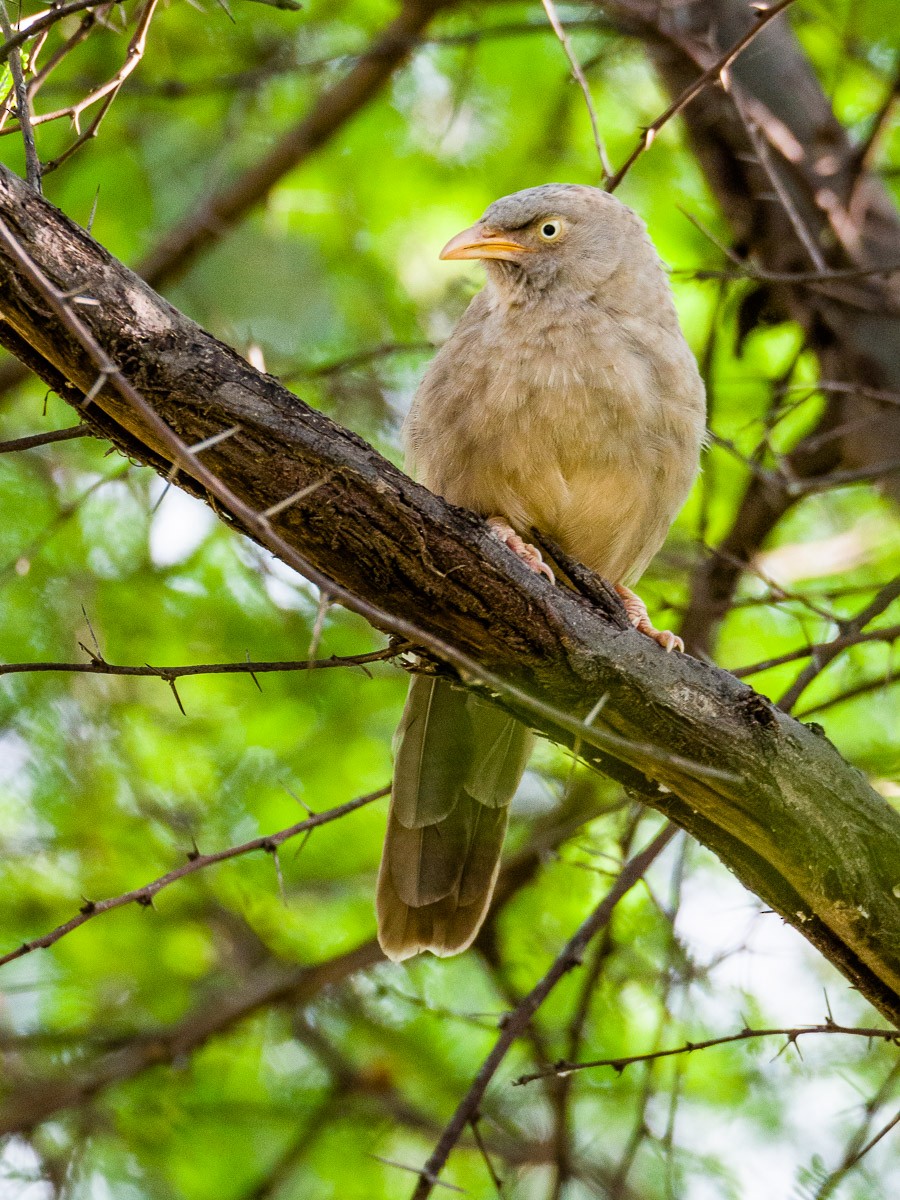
[376,675,532,962]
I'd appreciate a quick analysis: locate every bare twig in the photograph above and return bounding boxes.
[789,458,900,493]
[0,785,389,969]
[851,68,900,185]
[280,340,434,382]
[25,4,115,107]
[136,0,454,288]
[0,646,397,681]
[796,672,900,719]
[540,0,612,182]
[680,261,900,285]
[0,0,41,190]
[42,0,158,174]
[0,425,89,452]
[605,0,798,193]
[733,89,827,272]
[0,0,159,174]
[514,1021,900,1085]
[408,823,677,1199]
[812,1060,900,1199]
[778,577,900,711]
[833,1107,900,1182]
[0,0,124,64]
[732,622,900,680]
[0,938,385,1135]
[778,381,900,407]
[469,1115,504,1196]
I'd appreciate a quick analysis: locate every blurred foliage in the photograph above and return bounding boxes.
[0,1,899,1198]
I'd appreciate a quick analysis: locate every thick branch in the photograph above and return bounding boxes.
[0,163,898,1025]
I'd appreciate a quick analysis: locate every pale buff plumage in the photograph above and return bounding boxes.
[405,185,706,584]
[377,185,706,961]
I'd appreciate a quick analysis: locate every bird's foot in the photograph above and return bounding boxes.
[487,518,555,583]
[615,584,683,653]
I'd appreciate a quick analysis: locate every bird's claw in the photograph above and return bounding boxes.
[615,584,683,652]
[487,518,555,583]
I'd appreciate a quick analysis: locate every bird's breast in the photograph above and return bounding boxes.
[405,302,705,582]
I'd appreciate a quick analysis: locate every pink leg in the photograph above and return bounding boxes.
[615,584,683,653]
[487,517,555,583]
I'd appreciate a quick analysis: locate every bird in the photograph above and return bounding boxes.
[376,184,706,962]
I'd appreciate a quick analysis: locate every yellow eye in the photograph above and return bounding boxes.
[538,219,563,242]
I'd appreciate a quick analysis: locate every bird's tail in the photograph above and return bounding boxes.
[377,674,533,961]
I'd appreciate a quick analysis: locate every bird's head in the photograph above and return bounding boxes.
[439,184,649,298]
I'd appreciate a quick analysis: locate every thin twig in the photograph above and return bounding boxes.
[679,260,900,284]
[540,0,612,182]
[135,0,454,287]
[796,671,900,718]
[0,646,398,680]
[25,4,113,107]
[0,0,124,64]
[513,1021,900,1085]
[778,380,900,407]
[2,0,160,175]
[732,622,900,680]
[280,341,434,383]
[851,68,900,185]
[789,457,900,493]
[0,0,41,191]
[778,577,900,711]
[812,1060,900,1199]
[734,89,827,272]
[0,785,389,969]
[839,1107,900,1174]
[408,824,677,1199]
[469,1116,505,1196]
[0,425,89,453]
[605,0,798,193]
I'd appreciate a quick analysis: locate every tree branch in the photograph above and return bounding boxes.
[136,0,453,289]
[0,424,89,452]
[0,0,125,65]
[514,1021,900,1085]
[409,825,678,1198]
[0,786,389,969]
[0,646,399,680]
[0,938,384,1135]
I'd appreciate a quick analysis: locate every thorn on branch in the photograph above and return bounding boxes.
[167,677,186,715]
[78,640,104,665]
[262,476,330,519]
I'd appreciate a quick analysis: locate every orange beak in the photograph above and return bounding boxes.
[439,222,533,263]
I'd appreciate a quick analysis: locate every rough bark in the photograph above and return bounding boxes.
[0,163,898,1025]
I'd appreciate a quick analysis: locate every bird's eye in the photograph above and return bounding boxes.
[538,219,563,242]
